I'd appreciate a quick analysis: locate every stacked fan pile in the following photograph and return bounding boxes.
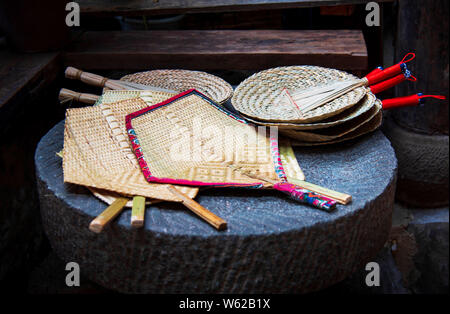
[231,53,442,146]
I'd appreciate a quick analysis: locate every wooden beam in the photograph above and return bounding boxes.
[64,30,368,71]
[77,0,393,16]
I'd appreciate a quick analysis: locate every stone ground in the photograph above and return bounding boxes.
[21,203,448,295]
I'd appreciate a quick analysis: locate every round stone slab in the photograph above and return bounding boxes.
[35,120,397,293]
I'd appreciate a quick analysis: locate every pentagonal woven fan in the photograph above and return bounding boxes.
[98,91,304,199]
[63,99,199,202]
[232,65,367,123]
[126,89,338,211]
[121,69,233,105]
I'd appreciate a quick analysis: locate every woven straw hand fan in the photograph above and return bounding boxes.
[126,89,337,211]
[232,54,417,124]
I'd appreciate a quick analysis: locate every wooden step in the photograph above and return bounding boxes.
[64,30,367,71]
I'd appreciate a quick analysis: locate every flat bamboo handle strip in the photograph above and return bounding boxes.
[287,177,352,205]
[89,197,129,233]
[65,67,125,90]
[59,88,99,104]
[131,196,146,228]
[226,164,336,211]
[166,186,227,231]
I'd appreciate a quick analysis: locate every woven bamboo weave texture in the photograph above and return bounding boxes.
[121,69,233,105]
[232,65,366,123]
[63,103,198,201]
[128,92,285,185]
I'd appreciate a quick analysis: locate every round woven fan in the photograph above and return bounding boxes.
[121,69,233,105]
[232,66,367,123]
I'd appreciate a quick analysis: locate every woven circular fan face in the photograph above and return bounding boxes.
[232,66,366,123]
[291,100,383,146]
[242,91,376,131]
[121,69,233,105]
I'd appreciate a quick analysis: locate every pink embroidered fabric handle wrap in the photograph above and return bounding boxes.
[273,182,337,212]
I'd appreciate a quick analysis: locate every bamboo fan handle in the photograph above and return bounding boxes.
[131,196,146,228]
[272,182,337,212]
[166,186,227,231]
[89,197,129,233]
[65,67,125,90]
[59,88,99,104]
[287,177,352,205]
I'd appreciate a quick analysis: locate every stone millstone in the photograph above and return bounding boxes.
[35,120,397,293]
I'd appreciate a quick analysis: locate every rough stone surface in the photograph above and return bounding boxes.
[382,117,449,208]
[29,246,409,294]
[35,120,397,293]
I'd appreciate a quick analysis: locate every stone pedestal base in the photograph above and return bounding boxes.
[35,121,397,293]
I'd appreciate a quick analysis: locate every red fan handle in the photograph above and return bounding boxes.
[368,73,416,94]
[366,52,415,86]
[382,94,446,110]
[366,66,384,77]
